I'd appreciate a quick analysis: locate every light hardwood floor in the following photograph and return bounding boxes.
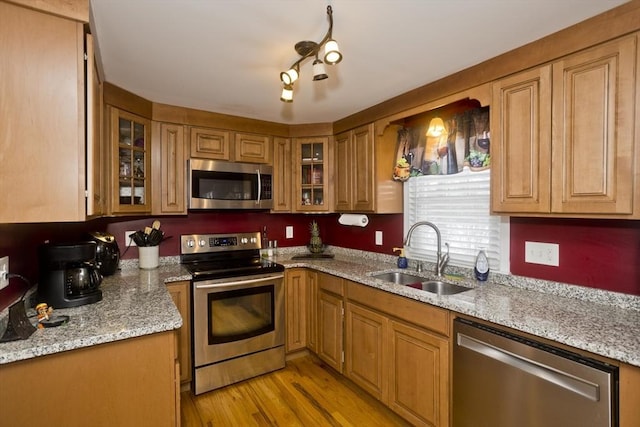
[181,354,411,426]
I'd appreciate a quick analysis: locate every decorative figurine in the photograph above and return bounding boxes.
[308,221,324,253]
[35,303,54,329]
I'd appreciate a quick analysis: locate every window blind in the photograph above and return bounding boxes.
[403,169,509,273]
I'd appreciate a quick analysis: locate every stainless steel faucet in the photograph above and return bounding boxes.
[404,221,450,277]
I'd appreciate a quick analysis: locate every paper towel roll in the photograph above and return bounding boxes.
[338,214,369,227]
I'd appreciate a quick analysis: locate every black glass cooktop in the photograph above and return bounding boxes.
[183,256,283,280]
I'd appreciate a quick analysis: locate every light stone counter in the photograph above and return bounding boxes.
[277,247,640,368]
[0,262,189,364]
[2,248,639,369]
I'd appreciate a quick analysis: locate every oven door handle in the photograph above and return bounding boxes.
[194,274,283,289]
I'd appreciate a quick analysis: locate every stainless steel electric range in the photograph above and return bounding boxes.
[181,232,285,395]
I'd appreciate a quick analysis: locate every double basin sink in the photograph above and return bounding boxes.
[371,271,471,295]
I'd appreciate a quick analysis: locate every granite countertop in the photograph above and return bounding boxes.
[0,263,187,365]
[2,248,639,369]
[277,248,640,368]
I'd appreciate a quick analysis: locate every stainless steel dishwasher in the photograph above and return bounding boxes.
[453,318,618,427]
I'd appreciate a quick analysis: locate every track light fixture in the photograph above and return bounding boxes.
[279,5,342,102]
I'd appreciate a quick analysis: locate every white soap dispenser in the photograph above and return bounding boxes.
[474,248,489,281]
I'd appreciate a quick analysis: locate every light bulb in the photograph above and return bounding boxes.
[312,59,328,81]
[280,85,293,102]
[280,67,299,85]
[323,39,342,64]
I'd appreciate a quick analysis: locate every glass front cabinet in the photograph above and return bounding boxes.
[109,107,152,214]
[294,137,332,212]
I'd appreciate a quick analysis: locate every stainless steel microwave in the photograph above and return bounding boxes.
[188,159,273,210]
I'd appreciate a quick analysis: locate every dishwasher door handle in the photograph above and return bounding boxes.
[457,333,600,402]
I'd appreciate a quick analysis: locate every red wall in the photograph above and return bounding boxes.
[509,217,640,295]
[105,212,405,260]
[1,213,638,311]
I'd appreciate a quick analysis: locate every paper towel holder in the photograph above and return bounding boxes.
[338,214,369,227]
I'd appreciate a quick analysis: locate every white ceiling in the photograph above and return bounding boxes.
[90,0,629,125]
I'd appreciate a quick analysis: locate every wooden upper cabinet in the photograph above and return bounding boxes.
[0,2,86,223]
[491,65,552,213]
[272,137,292,212]
[335,123,402,213]
[190,127,271,164]
[86,33,106,218]
[108,107,152,215]
[293,137,333,212]
[190,127,231,160]
[235,133,271,163]
[352,125,376,211]
[492,34,637,217]
[152,122,186,215]
[334,131,352,211]
[335,124,375,212]
[551,35,636,215]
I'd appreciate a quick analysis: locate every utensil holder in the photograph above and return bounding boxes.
[138,246,159,269]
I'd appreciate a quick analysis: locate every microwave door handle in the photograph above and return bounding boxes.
[256,169,261,205]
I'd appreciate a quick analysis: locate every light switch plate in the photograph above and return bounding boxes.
[0,256,9,290]
[375,231,383,246]
[286,226,294,239]
[525,241,559,266]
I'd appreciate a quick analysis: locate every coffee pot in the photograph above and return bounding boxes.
[37,241,103,308]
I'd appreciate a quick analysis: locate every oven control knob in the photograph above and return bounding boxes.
[199,239,206,247]
[187,239,195,248]
[250,237,257,244]
[241,237,248,244]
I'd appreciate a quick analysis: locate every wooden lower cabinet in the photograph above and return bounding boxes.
[345,302,387,401]
[317,289,344,373]
[285,268,307,353]
[388,320,449,427]
[296,271,637,427]
[620,363,640,427]
[306,270,318,352]
[345,280,450,427]
[167,280,191,386]
[0,331,179,426]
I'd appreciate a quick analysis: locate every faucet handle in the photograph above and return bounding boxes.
[437,243,450,275]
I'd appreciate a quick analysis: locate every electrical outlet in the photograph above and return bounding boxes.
[375,231,383,246]
[0,256,9,290]
[286,226,294,239]
[525,241,559,266]
[125,231,137,246]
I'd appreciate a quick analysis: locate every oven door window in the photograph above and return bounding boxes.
[207,284,275,344]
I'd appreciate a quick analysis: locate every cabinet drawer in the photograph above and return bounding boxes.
[318,272,344,296]
[346,281,450,337]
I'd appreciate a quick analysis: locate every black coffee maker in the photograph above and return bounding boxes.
[87,231,120,276]
[38,241,103,308]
